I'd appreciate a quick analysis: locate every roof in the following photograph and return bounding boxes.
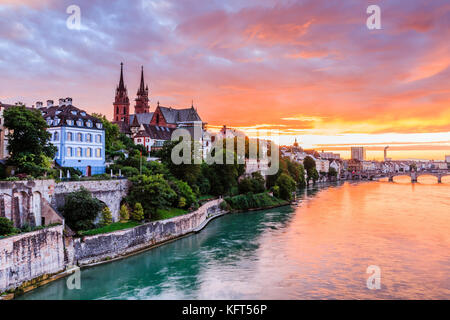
[129,112,154,125]
[39,104,103,130]
[142,124,175,140]
[158,106,202,123]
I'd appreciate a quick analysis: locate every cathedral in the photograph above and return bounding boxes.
[112,63,210,154]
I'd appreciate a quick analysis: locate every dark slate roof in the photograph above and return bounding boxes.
[0,102,15,109]
[113,120,131,134]
[159,106,202,123]
[39,105,103,130]
[142,124,175,140]
[129,112,154,125]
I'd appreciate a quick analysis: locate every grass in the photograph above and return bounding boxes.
[78,221,141,236]
[198,194,215,201]
[152,207,188,221]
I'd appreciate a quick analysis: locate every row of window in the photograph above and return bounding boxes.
[46,117,102,129]
[52,132,102,143]
[65,147,102,158]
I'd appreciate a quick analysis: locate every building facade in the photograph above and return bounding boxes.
[351,147,366,161]
[40,98,106,176]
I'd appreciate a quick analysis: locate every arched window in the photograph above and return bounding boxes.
[67,132,72,141]
[96,135,101,143]
[96,148,101,158]
[116,106,119,114]
[77,133,83,142]
[86,134,92,142]
[86,148,92,157]
[67,147,72,157]
[156,113,160,124]
[76,148,82,157]
[54,132,59,141]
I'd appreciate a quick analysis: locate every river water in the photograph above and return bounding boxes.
[19,179,450,299]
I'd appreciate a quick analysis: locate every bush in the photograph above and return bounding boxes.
[100,206,113,227]
[169,179,196,209]
[61,187,104,231]
[119,204,130,222]
[223,192,287,211]
[0,217,14,236]
[131,203,144,222]
[275,173,296,201]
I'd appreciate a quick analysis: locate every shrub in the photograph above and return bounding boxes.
[119,204,130,222]
[61,187,104,231]
[223,192,287,211]
[131,203,144,222]
[100,206,113,227]
[275,173,296,201]
[0,217,14,236]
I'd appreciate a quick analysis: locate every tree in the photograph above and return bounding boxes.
[328,167,338,178]
[100,206,113,226]
[303,156,319,184]
[4,105,57,176]
[275,173,296,201]
[169,179,196,209]
[131,203,145,221]
[0,217,14,236]
[127,174,177,218]
[61,187,104,231]
[119,204,130,222]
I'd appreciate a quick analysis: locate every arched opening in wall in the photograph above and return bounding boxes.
[12,191,30,227]
[0,194,12,220]
[441,175,450,184]
[86,166,92,177]
[32,191,42,227]
[417,174,438,184]
[392,175,411,183]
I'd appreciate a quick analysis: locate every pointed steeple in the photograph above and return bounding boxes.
[118,62,125,91]
[138,66,145,94]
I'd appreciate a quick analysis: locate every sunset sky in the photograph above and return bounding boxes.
[0,0,449,160]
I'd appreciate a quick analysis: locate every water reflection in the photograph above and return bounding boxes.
[20,182,450,300]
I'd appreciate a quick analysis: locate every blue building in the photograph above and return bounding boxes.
[39,98,106,176]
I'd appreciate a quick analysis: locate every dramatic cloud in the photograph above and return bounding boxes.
[0,0,449,159]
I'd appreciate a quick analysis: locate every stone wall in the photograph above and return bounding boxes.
[0,225,65,293]
[72,199,223,266]
[53,179,130,221]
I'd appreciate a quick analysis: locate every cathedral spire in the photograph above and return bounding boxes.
[118,62,125,91]
[135,65,150,114]
[138,66,145,94]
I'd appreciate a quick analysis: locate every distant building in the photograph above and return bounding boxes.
[446,155,450,163]
[319,151,340,160]
[40,98,106,176]
[351,147,366,161]
[112,63,209,155]
[0,101,15,159]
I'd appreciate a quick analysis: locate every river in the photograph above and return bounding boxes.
[19,179,450,299]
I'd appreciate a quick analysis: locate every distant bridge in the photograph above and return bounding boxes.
[342,170,450,183]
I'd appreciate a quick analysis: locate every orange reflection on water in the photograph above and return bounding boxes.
[259,182,450,299]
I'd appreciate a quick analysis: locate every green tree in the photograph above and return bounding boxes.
[303,156,319,184]
[127,174,177,218]
[0,217,14,236]
[100,206,113,226]
[131,202,145,221]
[61,187,104,231]
[119,204,130,222]
[275,173,296,201]
[4,105,57,176]
[169,179,196,209]
[328,167,338,178]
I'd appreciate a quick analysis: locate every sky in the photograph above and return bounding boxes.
[0,0,449,160]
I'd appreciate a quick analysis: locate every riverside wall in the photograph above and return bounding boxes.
[72,199,223,266]
[0,225,65,294]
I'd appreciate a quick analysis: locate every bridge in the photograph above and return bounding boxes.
[385,171,450,183]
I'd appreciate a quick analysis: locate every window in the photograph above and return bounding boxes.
[47,119,52,126]
[96,135,101,143]
[81,112,86,116]
[86,134,92,142]
[116,106,119,114]
[96,148,101,157]
[54,132,59,141]
[71,111,77,115]
[54,118,60,125]
[96,123,103,129]
[77,133,83,142]
[86,148,92,157]
[67,147,72,157]
[76,148,82,157]
[77,119,83,126]
[67,132,73,141]
[66,120,74,126]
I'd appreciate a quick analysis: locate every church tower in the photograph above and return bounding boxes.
[113,62,130,122]
[135,66,150,114]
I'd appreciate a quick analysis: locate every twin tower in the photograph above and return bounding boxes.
[113,63,149,123]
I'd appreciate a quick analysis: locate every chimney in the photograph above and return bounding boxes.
[47,100,54,107]
[36,101,43,108]
[65,97,73,106]
[59,98,65,107]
